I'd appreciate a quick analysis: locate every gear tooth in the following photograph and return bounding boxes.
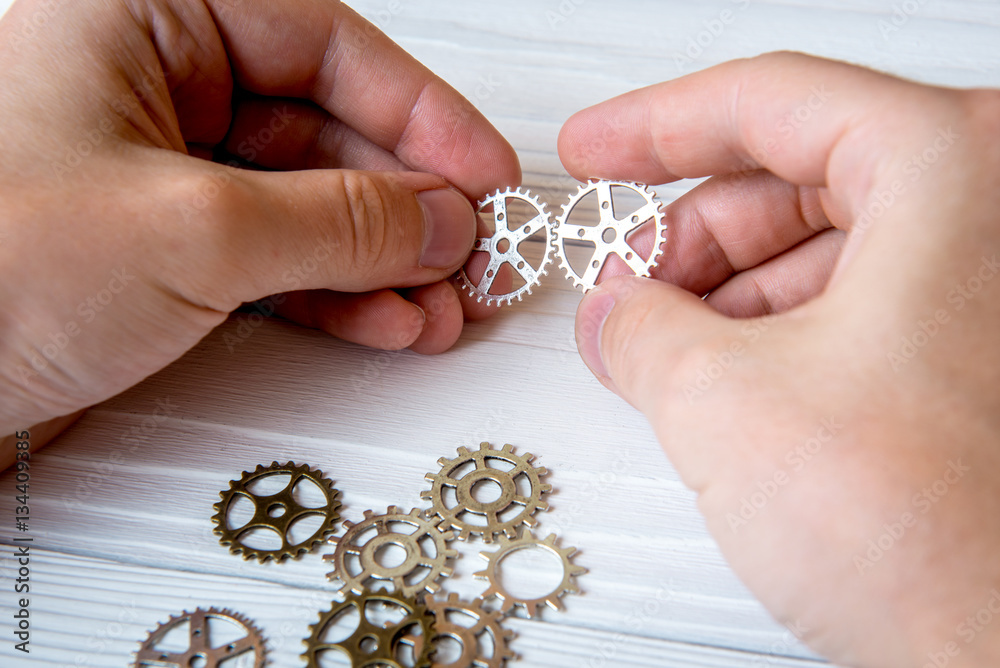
[458,528,472,541]
[457,446,471,455]
[419,488,433,499]
[536,501,550,513]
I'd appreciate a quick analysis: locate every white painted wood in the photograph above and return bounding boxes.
[2,1,999,666]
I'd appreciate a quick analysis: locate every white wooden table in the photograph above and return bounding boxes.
[2,1,999,666]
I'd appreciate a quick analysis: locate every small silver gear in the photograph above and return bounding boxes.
[133,607,265,668]
[302,590,434,668]
[324,506,458,598]
[474,531,587,618]
[458,187,553,306]
[553,179,666,292]
[417,592,516,668]
[422,442,551,543]
[211,461,341,562]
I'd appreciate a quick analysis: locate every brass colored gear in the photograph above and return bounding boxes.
[211,461,341,562]
[324,506,458,598]
[422,442,551,543]
[417,592,516,668]
[133,607,265,668]
[301,590,434,668]
[458,187,553,306]
[553,179,666,292]
[474,531,587,618]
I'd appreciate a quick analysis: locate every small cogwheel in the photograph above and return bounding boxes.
[458,187,553,306]
[422,442,551,543]
[211,461,341,562]
[553,179,666,292]
[474,531,587,618]
[324,506,458,598]
[302,590,434,668]
[133,607,265,668]
[405,592,516,668]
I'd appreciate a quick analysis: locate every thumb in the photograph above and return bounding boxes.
[166,167,478,309]
[576,276,740,415]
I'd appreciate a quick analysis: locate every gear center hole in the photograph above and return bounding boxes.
[471,479,504,504]
[267,503,286,518]
[375,542,409,569]
[497,546,566,600]
[602,228,617,244]
[496,238,511,254]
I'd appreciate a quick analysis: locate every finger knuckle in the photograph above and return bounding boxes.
[336,172,393,277]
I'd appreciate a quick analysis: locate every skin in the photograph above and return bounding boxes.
[563,53,1000,666]
[2,1,997,664]
[0,0,519,463]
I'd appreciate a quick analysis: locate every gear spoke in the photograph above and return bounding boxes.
[459,188,553,306]
[554,180,665,292]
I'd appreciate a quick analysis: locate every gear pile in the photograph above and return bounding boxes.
[459,180,666,302]
[136,444,584,668]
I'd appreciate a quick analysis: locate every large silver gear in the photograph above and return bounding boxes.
[422,442,551,543]
[211,461,341,562]
[458,187,553,306]
[133,607,265,668]
[301,590,434,668]
[474,531,586,619]
[416,592,516,668]
[324,506,458,598]
[553,179,666,292]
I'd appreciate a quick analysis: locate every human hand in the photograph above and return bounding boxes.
[0,0,519,460]
[560,52,1000,666]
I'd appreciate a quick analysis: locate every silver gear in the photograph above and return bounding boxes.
[419,593,516,668]
[422,442,551,543]
[133,607,265,668]
[458,187,553,306]
[324,506,458,598]
[553,179,666,292]
[474,531,586,619]
[301,590,434,668]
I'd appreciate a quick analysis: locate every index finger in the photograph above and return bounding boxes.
[207,0,521,198]
[558,52,949,208]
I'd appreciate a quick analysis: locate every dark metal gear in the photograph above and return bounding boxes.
[325,506,458,598]
[422,443,551,543]
[420,593,515,668]
[301,590,435,668]
[133,607,265,668]
[211,461,341,562]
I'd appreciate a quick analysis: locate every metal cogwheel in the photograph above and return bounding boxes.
[211,461,341,562]
[302,590,434,668]
[474,531,587,618]
[324,506,458,598]
[553,179,666,292]
[133,607,265,668]
[422,442,551,543]
[458,187,553,306]
[418,592,516,668]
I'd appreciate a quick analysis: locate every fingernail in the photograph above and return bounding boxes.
[417,188,476,269]
[577,289,616,378]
